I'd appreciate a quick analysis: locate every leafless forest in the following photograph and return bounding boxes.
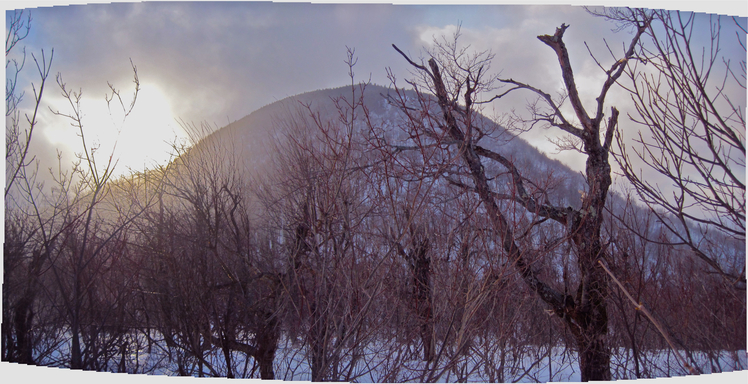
[3,8,746,382]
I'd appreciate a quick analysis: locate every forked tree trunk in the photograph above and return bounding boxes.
[221,341,234,378]
[411,35,631,379]
[565,108,616,381]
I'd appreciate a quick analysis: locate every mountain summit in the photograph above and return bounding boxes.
[195,84,585,209]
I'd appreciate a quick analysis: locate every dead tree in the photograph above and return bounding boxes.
[388,18,649,381]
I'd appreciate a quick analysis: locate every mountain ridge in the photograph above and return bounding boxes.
[188,83,586,210]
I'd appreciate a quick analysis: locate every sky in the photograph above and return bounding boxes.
[4,1,746,181]
[5,0,745,180]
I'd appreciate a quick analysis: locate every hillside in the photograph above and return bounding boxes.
[5,82,744,382]
[194,83,586,209]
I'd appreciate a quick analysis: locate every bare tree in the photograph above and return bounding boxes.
[266,100,379,381]
[43,65,142,370]
[385,18,649,380]
[3,53,148,373]
[5,9,54,198]
[133,119,284,378]
[594,8,746,289]
[3,17,149,370]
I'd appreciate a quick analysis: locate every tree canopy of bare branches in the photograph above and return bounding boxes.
[386,18,650,381]
[593,8,746,289]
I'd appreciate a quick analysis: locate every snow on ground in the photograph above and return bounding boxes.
[11,332,748,382]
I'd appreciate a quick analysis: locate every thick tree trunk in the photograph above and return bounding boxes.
[568,246,611,381]
[71,323,82,369]
[12,296,35,364]
[412,237,433,362]
[255,311,279,380]
[578,335,611,381]
[257,346,276,380]
[560,124,613,381]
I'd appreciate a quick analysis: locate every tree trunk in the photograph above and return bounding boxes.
[412,237,433,362]
[310,317,326,382]
[13,296,35,364]
[577,334,611,381]
[255,311,279,380]
[568,255,611,381]
[71,322,82,369]
[221,341,234,378]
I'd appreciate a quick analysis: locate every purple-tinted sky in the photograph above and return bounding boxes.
[5,1,745,176]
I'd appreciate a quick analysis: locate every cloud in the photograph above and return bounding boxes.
[6,1,746,184]
[391,5,647,171]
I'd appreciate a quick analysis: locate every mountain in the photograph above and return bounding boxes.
[195,84,586,209]
[169,82,743,284]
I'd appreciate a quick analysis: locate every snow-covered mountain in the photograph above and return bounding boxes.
[195,83,586,209]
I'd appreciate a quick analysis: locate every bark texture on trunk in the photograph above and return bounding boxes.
[256,310,280,380]
[421,33,626,379]
[390,16,647,381]
[412,237,433,362]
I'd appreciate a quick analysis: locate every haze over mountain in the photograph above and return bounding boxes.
[195,84,587,211]
[186,83,743,274]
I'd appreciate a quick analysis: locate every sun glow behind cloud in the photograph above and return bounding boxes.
[41,82,186,178]
[114,83,185,173]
